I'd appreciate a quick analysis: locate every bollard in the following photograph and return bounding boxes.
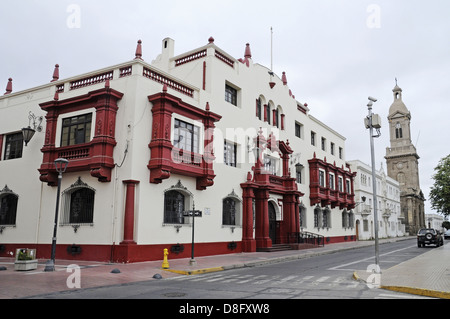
[162,248,170,269]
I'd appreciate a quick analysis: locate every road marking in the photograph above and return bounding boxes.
[328,245,416,271]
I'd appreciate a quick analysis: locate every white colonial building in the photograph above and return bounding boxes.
[425,213,445,233]
[0,37,359,263]
[348,160,405,240]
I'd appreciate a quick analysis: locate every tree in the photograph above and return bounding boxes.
[429,155,450,218]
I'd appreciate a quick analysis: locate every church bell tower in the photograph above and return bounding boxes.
[385,81,425,234]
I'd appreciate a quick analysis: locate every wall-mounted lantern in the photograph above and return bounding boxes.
[21,111,43,146]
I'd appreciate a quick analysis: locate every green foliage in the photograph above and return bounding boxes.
[429,155,450,217]
[17,249,35,261]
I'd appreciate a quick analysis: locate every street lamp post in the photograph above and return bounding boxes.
[44,158,69,272]
[183,202,202,266]
[365,97,381,269]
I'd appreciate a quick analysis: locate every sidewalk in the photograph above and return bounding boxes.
[0,236,448,299]
[353,238,450,299]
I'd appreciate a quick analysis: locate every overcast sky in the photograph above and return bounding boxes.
[1,0,449,216]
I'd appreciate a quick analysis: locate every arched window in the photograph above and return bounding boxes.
[164,190,185,224]
[342,210,348,228]
[395,122,403,139]
[222,197,237,225]
[299,205,307,228]
[256,98,262,120]
[314,206,321,228]
[68,188,95,224]
[61,178,95,225]
[222,191,241,226]
[348,211,354,228]
[266,104,271,124]
[0,186,18,226]
[323,208,330,228]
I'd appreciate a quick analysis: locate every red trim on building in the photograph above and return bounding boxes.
[0,242,243,263]
[240,131,304,252]
[147,88,221,190]
[121,180,140,245]
[38,85,124,186]
[308,153,356,209]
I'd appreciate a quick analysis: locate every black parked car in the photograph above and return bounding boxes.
[417,228,444,247]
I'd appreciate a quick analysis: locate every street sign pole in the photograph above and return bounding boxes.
[183,202,202,266]
[191,206,195,264]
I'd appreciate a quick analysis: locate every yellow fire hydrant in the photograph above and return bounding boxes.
[162,248,170,269]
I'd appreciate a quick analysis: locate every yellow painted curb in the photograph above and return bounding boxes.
[381,285,450,299]
[163,267,224,276]
[353,271,450,299]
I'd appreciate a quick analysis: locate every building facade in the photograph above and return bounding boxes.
[0,37,357,263]
[348,160,404,240]
[425,213,445,233]
[385,84,426,235]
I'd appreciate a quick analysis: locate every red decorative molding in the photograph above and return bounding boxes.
[308,154,356,209]
[147,89,221,190]
[240,131,304,252]
[119,65,132,78]
[214,50,235,68]
[175,49,207,67]
[69,71,114,90]
[38,85,124,186]
[143,67,194,97]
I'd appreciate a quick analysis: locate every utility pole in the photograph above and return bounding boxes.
[365,96,381,269]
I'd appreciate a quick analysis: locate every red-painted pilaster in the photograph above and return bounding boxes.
[121,180,140,245]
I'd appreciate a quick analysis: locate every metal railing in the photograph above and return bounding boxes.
[288,231,325,247]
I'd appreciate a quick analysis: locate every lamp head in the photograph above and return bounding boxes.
[22,126,36,146]
[54,158,69,174]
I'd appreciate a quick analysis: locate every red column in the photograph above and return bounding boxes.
[255,188,271,249]
[121,180,140,245]
[241,184,256,252]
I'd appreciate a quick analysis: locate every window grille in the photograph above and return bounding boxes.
[164,190,185,224]
[61,177,95,225]
[0,186,18,225]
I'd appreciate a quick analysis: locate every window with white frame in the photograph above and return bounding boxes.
[3,132,23,160]
[319,169,325,187]
[311,131,316,146]
[60,113,93,147]
[173,119,200,153]
[338,176,343,192]
[225,83,238,106]
[329,173,335,190]
[224,140,237,167]
[321,137,326,151]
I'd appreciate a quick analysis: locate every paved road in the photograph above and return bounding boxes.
[28,239,433,300]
